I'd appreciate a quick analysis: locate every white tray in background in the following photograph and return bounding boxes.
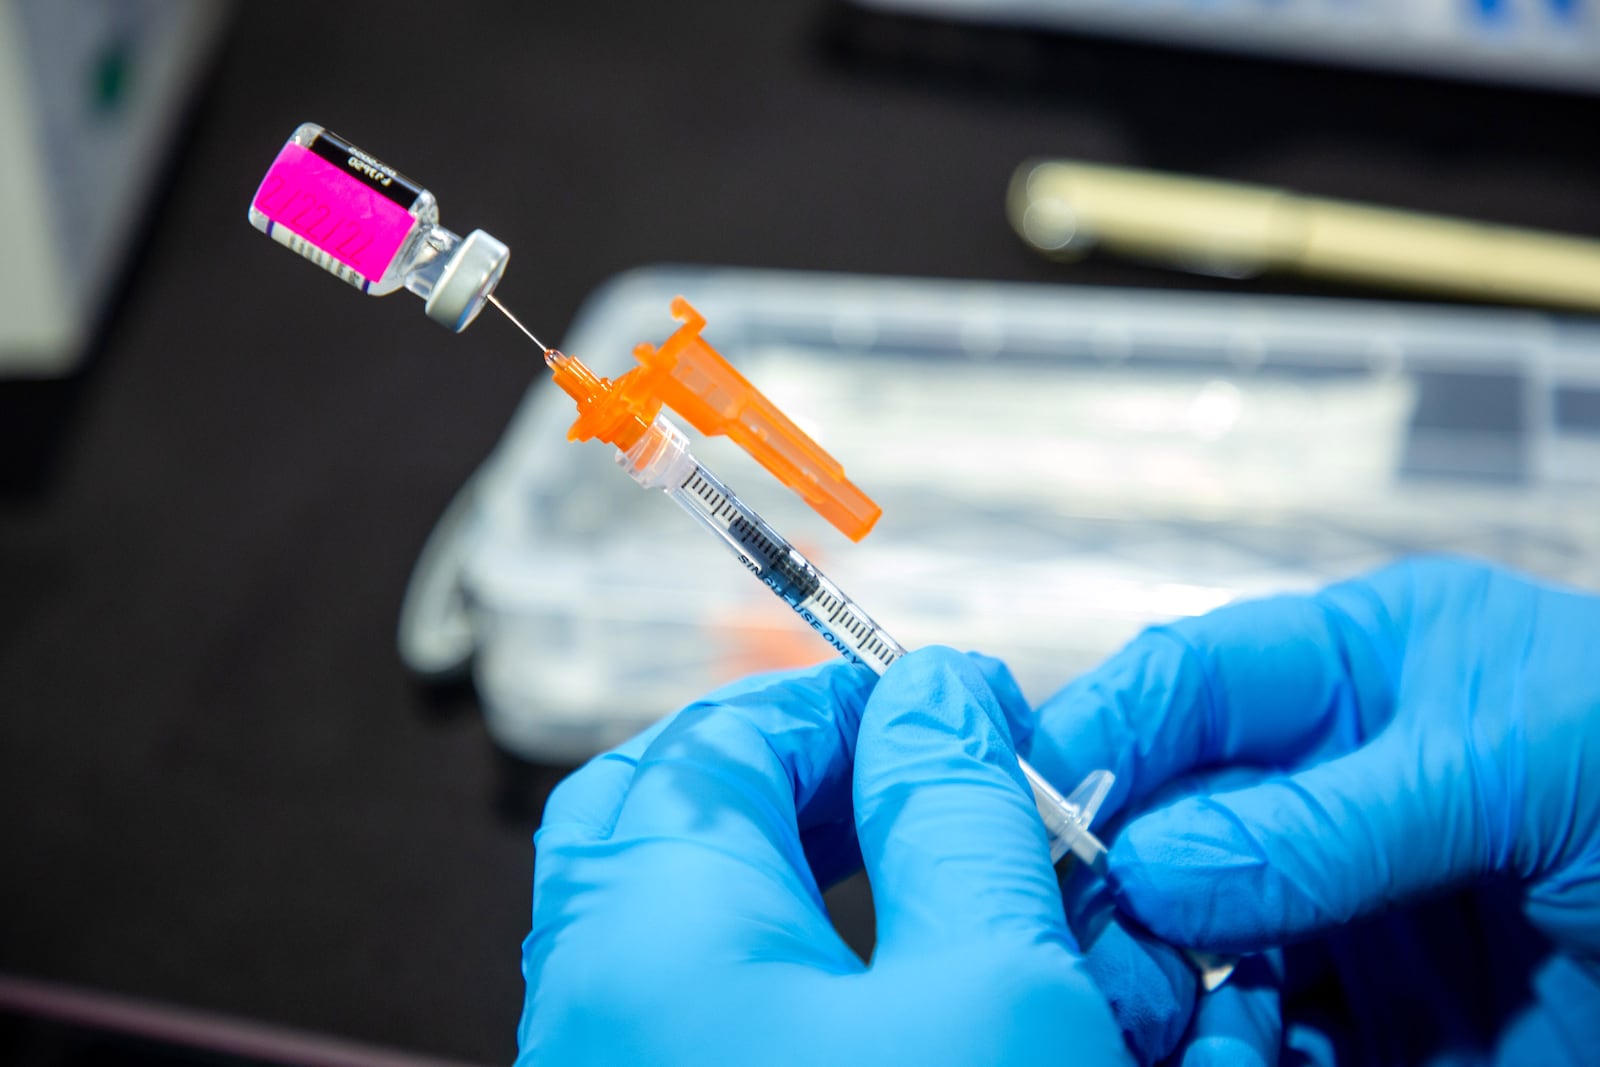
[402,267,1600,762]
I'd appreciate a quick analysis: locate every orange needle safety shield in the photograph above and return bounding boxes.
[545,297,882,542]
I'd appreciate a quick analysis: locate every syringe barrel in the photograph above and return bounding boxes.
[619,417,904,672]
[615,415,699,491]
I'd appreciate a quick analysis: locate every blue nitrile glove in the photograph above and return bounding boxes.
[1055,766,1289,1067]
[1028,556,1600,1065]
[516,647,1134,1066]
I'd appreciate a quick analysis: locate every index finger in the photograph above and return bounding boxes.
[581,661,878,894]
[538,660,877,851]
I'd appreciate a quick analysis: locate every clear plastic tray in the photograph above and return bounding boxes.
[401,267,1600,762]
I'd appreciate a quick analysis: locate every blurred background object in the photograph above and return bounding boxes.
[417,268,1600,764]
[850,0,1600,93]
[1009,159,1600,309]
[2,1,1599,1064]
[0,0,230,377]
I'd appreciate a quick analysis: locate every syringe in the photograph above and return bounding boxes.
[493,293,1116,866]
[246,122,1232,989]
[495,294,1235,990]
[641,438,1123,872]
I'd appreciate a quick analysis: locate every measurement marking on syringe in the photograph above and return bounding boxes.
[730,517,779,560]
[686,471,752,532]
[682,467,830,603]
[686,471,720,504]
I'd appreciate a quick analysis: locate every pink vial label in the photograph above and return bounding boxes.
[251,142,416,282]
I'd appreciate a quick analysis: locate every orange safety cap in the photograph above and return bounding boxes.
[547,298,881,542]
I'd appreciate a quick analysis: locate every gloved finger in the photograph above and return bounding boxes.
[853,647,1065,955]
[1282,1022,1339,1067]
[540,653,1028,889]
[537,659,868,848]
[1066,764,1271,1064]
[1175,953,1284,1067]
[607,659,879,903]
[536,715,674,848]
[1064,865,1197,1063]
[1491,956,1600,1064]
[1110,726,1483,954]
[1026,578,1399,821]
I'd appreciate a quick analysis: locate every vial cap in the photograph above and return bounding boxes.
[424,230,510,332]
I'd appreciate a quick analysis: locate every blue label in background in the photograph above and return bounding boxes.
[1472,0,1507,18]
[1469,0,1591,28]
[1545,0,1581,21]
[1467,0,1587,33]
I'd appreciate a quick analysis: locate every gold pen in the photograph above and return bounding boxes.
[1009,159,1600,313]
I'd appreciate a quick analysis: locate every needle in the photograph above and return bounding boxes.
[488,293,550,353]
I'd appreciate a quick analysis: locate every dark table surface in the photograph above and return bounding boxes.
[2,2,1598,1063]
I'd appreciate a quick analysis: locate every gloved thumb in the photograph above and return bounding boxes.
[1108,725,1489,954]
[853,647,1067,958]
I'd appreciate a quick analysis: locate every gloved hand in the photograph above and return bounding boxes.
[516,647,1135,1065]
[1027,556,1600,1065]
[1054,766,1288,1067]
